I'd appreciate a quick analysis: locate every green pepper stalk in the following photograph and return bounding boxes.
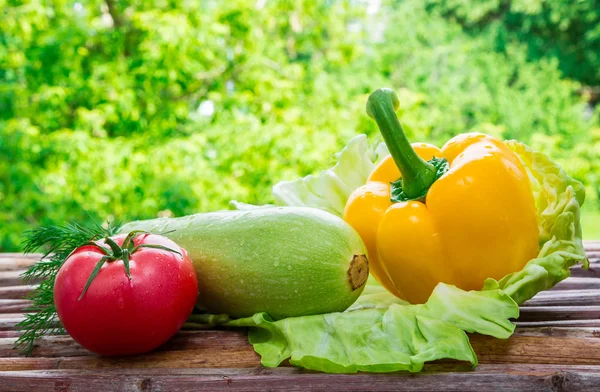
[366,88,447,201]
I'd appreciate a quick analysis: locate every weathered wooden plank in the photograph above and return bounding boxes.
[0,357,60,371]
[0,316,24,331]
[0,334,258,370]
[516,319,600,327]
[0,365,599,392]
[0,271,42,287]
[470,334,600,365]
[0,270,27,287]
[523,290,600,307]
[2,363,599,376]
[0,256,39,272]
[583,240,600,252]
[513,327,600,339]
[0,330,250,359]
[0,336,86,359]
[56,348,261,371]
[5,327,595,356]
[0,285,37,300]
[570,264,600,278]
[551,278,600,291]
[1,330,599,371]
[0,300,31,314]
[0,347,261,372]
[518,306,600,321]
[0,331,22,338]
[0,313,26,320]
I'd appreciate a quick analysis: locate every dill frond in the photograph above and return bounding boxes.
[14,221,119,355]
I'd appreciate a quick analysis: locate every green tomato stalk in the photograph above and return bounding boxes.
[76,230,181,300]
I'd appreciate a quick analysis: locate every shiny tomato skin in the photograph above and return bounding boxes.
[54,233,198,356]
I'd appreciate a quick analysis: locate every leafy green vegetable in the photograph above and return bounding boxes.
[346,277,408,310]
[227,284,517,373]
[237,134,586,373]
[272,135,389,216]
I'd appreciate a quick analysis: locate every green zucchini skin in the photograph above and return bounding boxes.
[120,207,369,319]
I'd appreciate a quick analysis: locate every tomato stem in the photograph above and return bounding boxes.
[78,241,110,255]
[131,243,182,256]
[78,256,109,300]
[121,230,148,251]
[104,237,123,258]
[122,250,131,279]
[77,232,182,300]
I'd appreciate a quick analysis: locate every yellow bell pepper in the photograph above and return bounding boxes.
[344,89,539,304]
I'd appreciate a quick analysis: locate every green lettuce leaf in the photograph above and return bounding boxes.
[346,276,409,310]
[227,284,517,373]
[271,134,389,217]
[231,135,586,373]
[228,200,273,210]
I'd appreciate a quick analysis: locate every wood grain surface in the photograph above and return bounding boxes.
[0,241,598,391]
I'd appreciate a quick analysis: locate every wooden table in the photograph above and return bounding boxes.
[0,242,599,391]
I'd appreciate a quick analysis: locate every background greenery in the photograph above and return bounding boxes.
[1,0,599,251]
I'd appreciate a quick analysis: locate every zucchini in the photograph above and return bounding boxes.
[120,207,369,319]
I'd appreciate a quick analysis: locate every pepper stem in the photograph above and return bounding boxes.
[366,88,439,200]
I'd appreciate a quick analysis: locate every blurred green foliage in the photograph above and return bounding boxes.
[1,0,599,250]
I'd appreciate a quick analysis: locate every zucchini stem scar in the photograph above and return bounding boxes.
[348,254,369,290]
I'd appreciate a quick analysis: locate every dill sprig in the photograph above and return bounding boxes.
[15,222,119,355]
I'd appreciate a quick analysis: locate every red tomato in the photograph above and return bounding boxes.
[54,233,198,356]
